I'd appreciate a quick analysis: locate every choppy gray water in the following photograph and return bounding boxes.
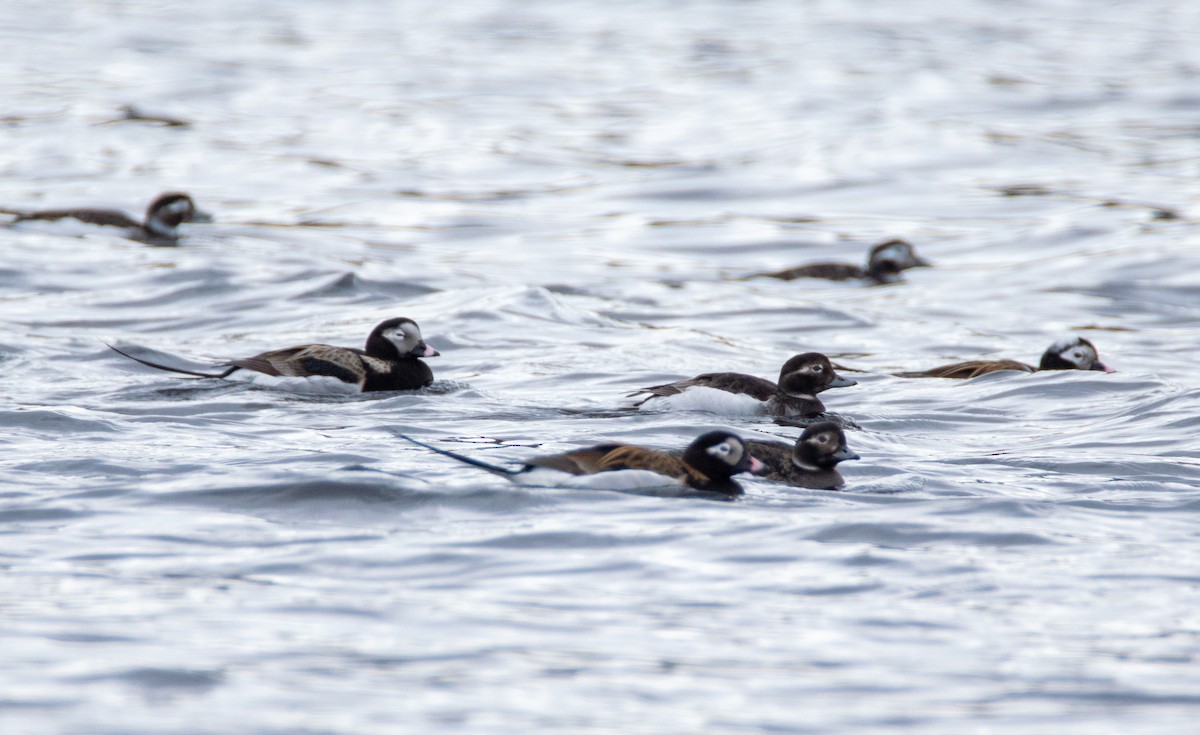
[3,1,1200,732]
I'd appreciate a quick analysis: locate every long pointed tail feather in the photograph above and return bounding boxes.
[391,431,518,477]
[107,343,237,379]
[625,389,652,406]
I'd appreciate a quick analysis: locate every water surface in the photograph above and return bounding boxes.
[2,1,1200,732]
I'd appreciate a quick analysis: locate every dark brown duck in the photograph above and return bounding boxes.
[745,422,859,489]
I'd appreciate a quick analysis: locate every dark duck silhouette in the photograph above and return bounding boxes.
[894,337,1113,379]
[109,317,439,392]
[745,422,860,489]
[10,191,212,243]
[628,352,856,418]
[397,430,765,497]
[752,239,930,284]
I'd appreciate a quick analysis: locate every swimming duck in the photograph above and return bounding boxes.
[753,239,930,284]
[11,192,211,243]
[894,336,1113,379]
[629,352,857,418]
[397,430,765,496]
[745,422,859,489]
[109,317,438,392]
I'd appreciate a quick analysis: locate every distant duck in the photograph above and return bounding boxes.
[752,239,930,284]
[10,191,211,243]
[110,317,439,392]
[628,353,857,418]
[397,430,765,497]
[894,336,1114,379]
[745,422,859,489]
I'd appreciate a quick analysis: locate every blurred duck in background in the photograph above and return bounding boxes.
[7,191,212,244]
[751,239,930,285]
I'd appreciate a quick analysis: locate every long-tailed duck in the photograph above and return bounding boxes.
[397,430,765,496]
[745,422,859,489]
[109,317,438,392]
[894,336,1113,379]
[11,192,211,243]
[752,239,930,284]
[628,353,857,418]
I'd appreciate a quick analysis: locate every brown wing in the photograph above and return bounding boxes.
[595,446,689,480]
[688,373,778,400]
[228,344,367,385]
[525,445,624,475]
[16,208,141,228]
[524,444,695,486]
[755,262,865,282]
[630,372,777,404]
[895,359,1035,379]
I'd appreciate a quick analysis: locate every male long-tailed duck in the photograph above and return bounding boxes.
[628,353,856,418]
[745,422,859,489]
[894,336,1113,379]
[110,317,438,392]
[10,192,211,243]
[397,430,765,497]
[752,239,930,284]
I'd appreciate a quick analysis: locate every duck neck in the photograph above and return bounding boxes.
[687,475,743,496]
[866,262,902,283]
[790,450,824,472]
[144,217,179,239]
[772,389,825,416]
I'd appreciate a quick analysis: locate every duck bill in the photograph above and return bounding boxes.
[827,373,857,389]
[911,256,933,268]
[189,209,215,223]
[410,342,440,358]
[746,456,767,476]
[832,447,860,463]
[1091,362,1115,373]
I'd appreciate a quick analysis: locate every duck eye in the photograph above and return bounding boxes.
[1073,352,1082,360]
[810,364,822,371]
[707,442,732,457]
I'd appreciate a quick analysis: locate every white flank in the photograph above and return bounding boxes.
[512,467,680,490]
[233,372,361,395]
[638,386,764,416]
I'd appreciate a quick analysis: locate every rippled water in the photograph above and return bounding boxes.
[3,1,1200,732]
